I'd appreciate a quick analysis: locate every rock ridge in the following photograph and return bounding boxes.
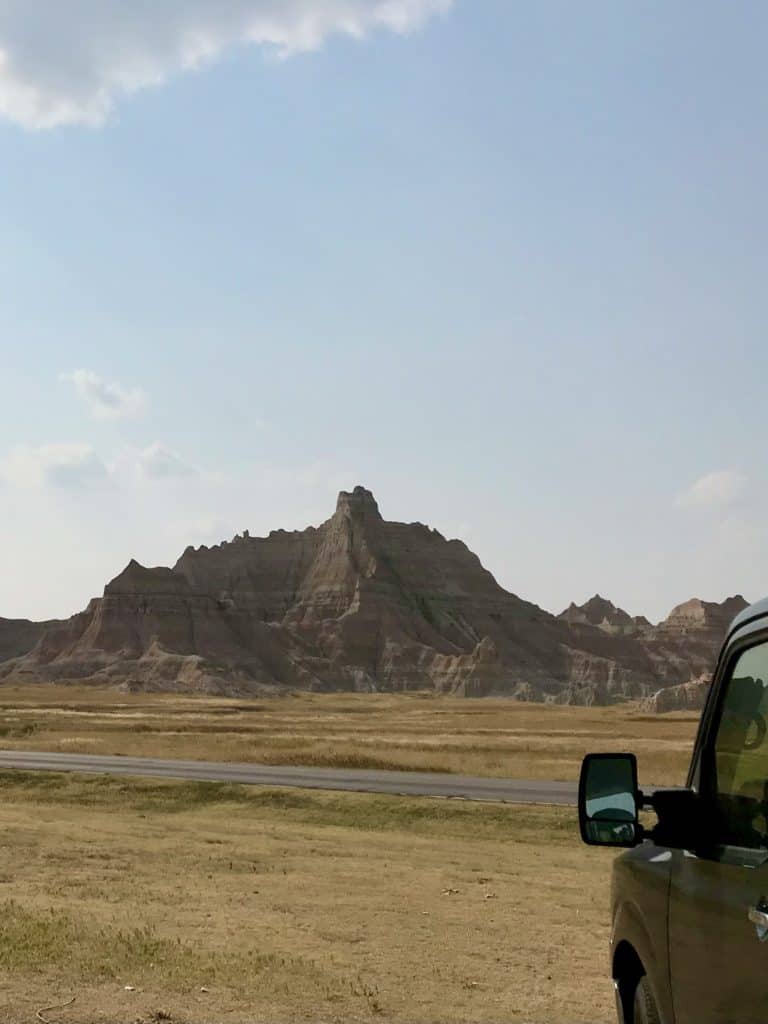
[0,488,749,705]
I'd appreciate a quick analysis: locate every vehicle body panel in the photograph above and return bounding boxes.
[605,600,768,1024]
[668,848,768,1024]
[666,613,768,1024]
[611,844,673,1023]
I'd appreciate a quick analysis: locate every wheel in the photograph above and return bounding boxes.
[632,976,661,1024]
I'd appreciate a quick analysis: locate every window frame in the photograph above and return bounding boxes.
[694,621,768,856]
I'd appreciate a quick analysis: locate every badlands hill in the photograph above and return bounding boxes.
[0,487,747,704]
[0,617,60,662]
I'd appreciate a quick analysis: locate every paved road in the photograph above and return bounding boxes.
[0,750,578,806]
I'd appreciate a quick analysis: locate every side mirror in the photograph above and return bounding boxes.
[579,753,641,848]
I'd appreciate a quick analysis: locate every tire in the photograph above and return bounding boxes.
[632,976,661,1024]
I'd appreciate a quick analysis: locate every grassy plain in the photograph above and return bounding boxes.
[0,691,698,1021]
[0,771,617,1024]
[0,686,699,785]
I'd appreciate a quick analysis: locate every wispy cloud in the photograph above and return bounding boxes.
[676,470,746,509]
[2,438,201,490]
[61,369,146,420]
[0,1,453,130]
[1,443,110,490]
[134,443,199,481]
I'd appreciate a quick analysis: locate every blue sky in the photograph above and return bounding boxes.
[1,1,766,622]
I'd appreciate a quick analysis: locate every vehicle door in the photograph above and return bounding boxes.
[668,634,768,1024]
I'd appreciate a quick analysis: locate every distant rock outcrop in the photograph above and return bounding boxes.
[641,674,712,713]
[0,487,749,705]
[637,596,748,692]
[559,595,646,636]
[650,597,747,638]
[0,617,60,663]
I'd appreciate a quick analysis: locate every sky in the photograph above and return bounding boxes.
[1,1,767,624]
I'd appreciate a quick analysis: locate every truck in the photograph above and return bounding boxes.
[578,595,768,1024]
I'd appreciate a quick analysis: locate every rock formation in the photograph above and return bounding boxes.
[0,487,750,705]
[641,674,712,713]
[0,617,60,663]
[634,596,746,694]
[558,595,647,636]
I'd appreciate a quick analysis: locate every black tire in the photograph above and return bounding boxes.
[632,976,661,1024]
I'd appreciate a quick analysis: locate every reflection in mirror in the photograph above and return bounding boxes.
[580,754,639,847]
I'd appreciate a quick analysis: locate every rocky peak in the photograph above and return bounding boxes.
[559,594,637,634]
[106,560,190,596]
[657,595,749,635]
[584,594,632,624]
[335,486,382,522]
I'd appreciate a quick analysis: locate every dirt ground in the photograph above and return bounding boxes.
[0,772,616,1024]
[0,687,699,785]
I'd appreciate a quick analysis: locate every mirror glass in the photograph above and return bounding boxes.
[580,754,639,846]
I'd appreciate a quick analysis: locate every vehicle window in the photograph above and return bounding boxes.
[713,640,768,849]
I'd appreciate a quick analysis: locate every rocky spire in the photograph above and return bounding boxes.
[335,486,382,521]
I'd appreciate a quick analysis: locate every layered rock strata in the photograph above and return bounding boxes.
[0,488,749,704]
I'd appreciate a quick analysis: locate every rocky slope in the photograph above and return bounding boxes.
[0,488,749,704]
[0,617,60,662]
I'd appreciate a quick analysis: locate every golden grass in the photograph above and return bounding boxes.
[0,686,699,786]
[0,771,617,1024]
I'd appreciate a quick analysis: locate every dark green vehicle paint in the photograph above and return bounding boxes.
[579,597,768,1024]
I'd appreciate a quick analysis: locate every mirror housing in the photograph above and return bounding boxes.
[649,788,708,851]
[578,753,640,848]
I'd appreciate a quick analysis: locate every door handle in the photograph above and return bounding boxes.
[748,905,768,941]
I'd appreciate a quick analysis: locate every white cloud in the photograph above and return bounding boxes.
[134,443,199,481]
[677,470,746,509]
[0,1,453,130]
[1,439,200,490]
[1,443,110,490]
[61,369,146,420]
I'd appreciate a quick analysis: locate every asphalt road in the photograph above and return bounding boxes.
[0,750,578,806]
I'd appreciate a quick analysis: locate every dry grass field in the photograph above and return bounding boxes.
[0,690,699,1022]
[0,771,617,1024]
[0,686,700,785]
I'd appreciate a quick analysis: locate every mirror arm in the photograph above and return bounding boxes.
[635,791,652,842]
[644,787,705,849]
